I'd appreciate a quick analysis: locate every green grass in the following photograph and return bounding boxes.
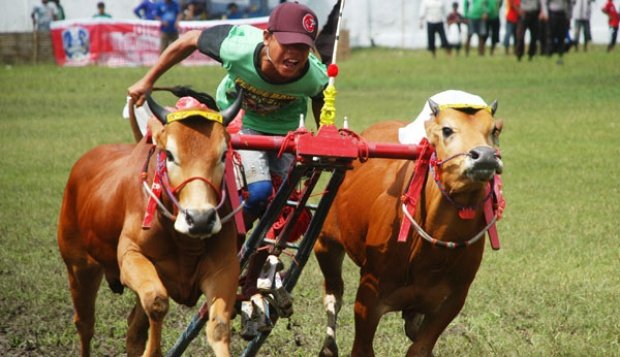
[1,47,620,356]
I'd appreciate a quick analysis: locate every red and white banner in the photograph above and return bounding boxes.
[50,17,268,67]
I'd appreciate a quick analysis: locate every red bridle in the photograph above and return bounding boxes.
[141,147,226,227]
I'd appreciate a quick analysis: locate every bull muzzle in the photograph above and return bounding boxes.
[465,146,503,181]
[175,207,221,238]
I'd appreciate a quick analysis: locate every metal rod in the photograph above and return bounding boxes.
[330,0,346,66]
[284,168,346,291]
[272,169,322,252]
[239,167,348,357]
[238,164,309,270]
[286,200,318,211]
[230,133,422,160]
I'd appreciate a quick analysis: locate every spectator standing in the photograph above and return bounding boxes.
[602,0,619,51]
[447,1,467,54]
[419,0,452,57]
[464,0,489,56]
[93,2,112,18]
[31,0,58,31]
[156,0,181,53]
[572,0,595,51]
[134,0,159,20]
[542,0,572,64]
[225,2,244,19]
[486,0,503,55]
[50,0,65,20]
[181,1,208,21]
[515,0,545,61]
[503,0,520,54]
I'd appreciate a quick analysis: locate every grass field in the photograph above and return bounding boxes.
[1,46,620,356]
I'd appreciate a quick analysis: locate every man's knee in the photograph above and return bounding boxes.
[245,180,272,215]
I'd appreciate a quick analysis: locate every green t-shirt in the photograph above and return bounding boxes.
[464,0,489,19]
[487,0,502,19]
[199,25,328,135]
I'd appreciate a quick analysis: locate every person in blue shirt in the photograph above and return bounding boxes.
[134,0,158,20]
[225,2,243,19]
[156,0,181,53]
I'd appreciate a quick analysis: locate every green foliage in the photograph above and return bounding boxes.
[1,47,619,356]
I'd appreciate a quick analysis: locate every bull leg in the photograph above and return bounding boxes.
[314,234,345,357]
[126,295,149,357]
[402,308,424,342]
[119,250,169,357]
[405,291,468,357]
[351,272,384,357]
[64,260,103,357]
[201,262,239,357]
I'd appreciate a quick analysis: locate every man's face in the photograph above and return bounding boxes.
[263,33,311,79]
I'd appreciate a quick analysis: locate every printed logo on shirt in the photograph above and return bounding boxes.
[234,79,297,116]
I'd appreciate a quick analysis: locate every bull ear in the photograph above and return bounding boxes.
[424,117,437,144]
[428,98,440,117]
[490,100,498,115]
[492,118,503,146]
[146,93,170,125]
[221,87,244,126]
[147,116,164,146]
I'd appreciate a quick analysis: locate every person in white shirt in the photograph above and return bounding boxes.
[31,0,58,32]
[420,0,452,57]
[572,0,594,51]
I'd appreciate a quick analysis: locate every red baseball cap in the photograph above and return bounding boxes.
[268,2,319,47]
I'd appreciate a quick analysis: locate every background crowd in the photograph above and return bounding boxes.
[31,0,270,30]
[31,0,272,53]
[419,0,620,63]
[30,0,619,60]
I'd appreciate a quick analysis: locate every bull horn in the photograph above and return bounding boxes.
[428,98,440,116]
[490,100,498,115]
[146,92,170,125]
[127,98,144,142]
[221,87,244,126]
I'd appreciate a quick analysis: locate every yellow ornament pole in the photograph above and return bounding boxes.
[319,0,345,128]
[320,77,337,127]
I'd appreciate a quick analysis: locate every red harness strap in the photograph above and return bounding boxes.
[224,146,247,243]
[142,150,166,229]
[484,175,505,250]
[398,138,434,242]
[398,139,505,249]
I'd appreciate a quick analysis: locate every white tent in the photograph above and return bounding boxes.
[1,0,610,48]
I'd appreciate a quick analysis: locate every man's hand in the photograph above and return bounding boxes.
[127,78,153,107]
[127,30,202,107]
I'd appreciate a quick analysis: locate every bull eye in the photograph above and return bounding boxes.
[441,127,454,138]
[165,150,175,163]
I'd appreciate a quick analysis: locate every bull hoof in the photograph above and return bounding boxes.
[319,336,338,357]
[263,286,293,318]
[240,299,273,341]
[240,319,259,341]
[107,278,124,294]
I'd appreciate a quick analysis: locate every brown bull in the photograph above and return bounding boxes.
[314,100,504,356]
[57,94,242,356]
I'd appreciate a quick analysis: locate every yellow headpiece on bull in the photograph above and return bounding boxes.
[146,88,244,126]
[165,109,223,124]
[429,98,498,116]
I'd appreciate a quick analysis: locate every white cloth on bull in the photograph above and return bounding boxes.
[122,97,153,136]
[398,90,489,145]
